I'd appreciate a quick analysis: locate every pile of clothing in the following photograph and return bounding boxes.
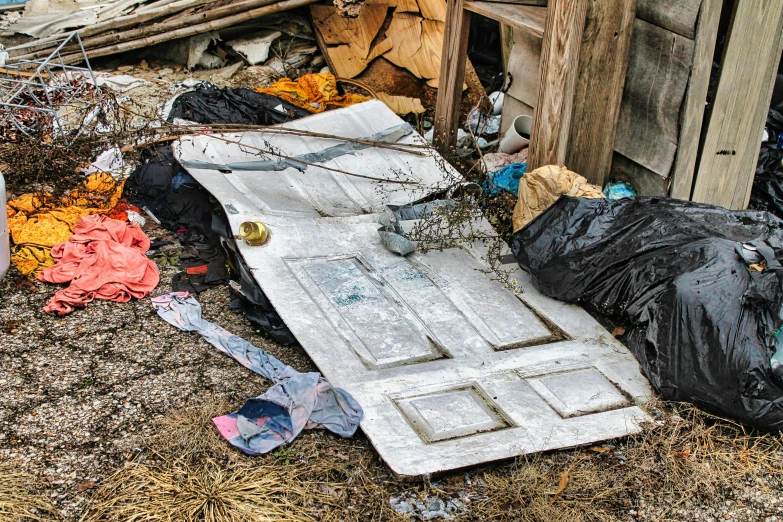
[7,172,136,276]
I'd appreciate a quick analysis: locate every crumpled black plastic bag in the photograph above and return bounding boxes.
[510,196,783,429]
[749,109,783,217]
[168,83,309,125]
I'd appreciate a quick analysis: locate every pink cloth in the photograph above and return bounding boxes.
[39,215,159,315]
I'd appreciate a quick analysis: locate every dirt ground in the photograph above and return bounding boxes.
[2,55,783,522]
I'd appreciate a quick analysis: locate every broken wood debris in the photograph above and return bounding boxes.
[310,0,447,82]
[3,0,321,65]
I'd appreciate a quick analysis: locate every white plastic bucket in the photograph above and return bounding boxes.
[0,172,8,282]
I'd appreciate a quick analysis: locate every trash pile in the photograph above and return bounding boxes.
[1,69,375,451]
[2,2,319,72]
[1,0,782,485]
[750,108,783,218]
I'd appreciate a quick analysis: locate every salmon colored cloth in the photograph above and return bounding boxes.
[39,215,159,316]
[255,73,367,113]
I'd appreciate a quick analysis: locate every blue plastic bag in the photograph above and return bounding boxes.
[484,162,527,196]
[603,181,636,199]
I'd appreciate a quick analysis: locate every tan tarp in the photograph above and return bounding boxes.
[512,165,605,232]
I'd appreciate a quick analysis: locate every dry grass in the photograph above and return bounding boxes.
[76,396,783,522]
[79,396,401,522]
[0,465,59,522]
[473,401,783,521]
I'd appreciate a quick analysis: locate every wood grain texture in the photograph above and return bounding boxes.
[376,92,427,114]
[475,0,700,37]
[463,2,544,37]
[478,0,546,4]
[326,38,394,78]
[395,0,421,13]
[433,0,471,152]
[566,0,637,185]
[636,0,701,39]
[383,12,424,77]
[692,0,783,209]
[310,4,387,58]
[613,19,694,177]
[527,0,588,171]
[505,27,541,107]
[419,0,447,21]
[669,0,722,200]
[410,19,445,79]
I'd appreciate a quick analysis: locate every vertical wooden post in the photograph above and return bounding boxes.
[692,0,783,209]
[527,0,588,171]
[565,0,637,185]
[500,23,514,72]
[669,0,723,201]
[434,0,471,155]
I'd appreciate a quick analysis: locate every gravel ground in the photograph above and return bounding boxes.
[2,227,783,521]
[0,229,322,519]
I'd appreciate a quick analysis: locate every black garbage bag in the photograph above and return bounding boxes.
[750,109,783,218]
[168,83,309,125]
[510,196,783,429]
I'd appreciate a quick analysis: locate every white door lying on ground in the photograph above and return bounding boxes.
[175,101,652,478]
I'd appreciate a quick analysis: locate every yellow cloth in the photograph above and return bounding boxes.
[512,165,605,232]
[255,73,367,113]
[7,172,125,276]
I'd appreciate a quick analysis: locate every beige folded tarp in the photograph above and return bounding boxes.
[512,165,605,232]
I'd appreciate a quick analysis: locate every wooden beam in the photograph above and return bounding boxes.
[565,0,637,185]
[463,2,545,37]
[691,0,783,209]
[433,0,471,154]
[527,0,588,170]
[669,0,723,200]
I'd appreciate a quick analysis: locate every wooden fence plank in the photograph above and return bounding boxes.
[692,0,783,209]
[613,19,694,178]
[669,0,722,200]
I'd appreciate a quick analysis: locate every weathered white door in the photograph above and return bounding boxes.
[176,101,651,477]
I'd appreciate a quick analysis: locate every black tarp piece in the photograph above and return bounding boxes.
[510,196,783,429]
[167,83,310,125]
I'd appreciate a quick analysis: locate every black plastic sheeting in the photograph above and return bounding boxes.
[750,109,783,218]
[511,196,783,430]
[168,83,309,125]
[750,74,783,217]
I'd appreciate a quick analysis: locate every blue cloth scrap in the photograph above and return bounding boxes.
[171,171,199,190]
[484,162,527,196]
[151,292,363,455]
[603,181,637,199]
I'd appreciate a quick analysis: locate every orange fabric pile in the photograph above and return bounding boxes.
[255,73,367,113]
[6,172,128,276]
